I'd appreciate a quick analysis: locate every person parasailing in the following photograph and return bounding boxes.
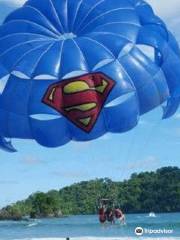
[98,204,107,224]
[114,206,126,225]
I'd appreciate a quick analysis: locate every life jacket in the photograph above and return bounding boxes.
[99,208,106,223]
[105,209,114,222]
[115,209,123,219]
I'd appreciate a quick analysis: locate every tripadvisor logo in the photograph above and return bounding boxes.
[135,227,144,236]
[144,228,173,234]
[135,227,174,236]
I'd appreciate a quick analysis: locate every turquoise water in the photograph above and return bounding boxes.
[0,213,179,239]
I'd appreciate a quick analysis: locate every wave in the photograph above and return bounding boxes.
[27,222,39,228]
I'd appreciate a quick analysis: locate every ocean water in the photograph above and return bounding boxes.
[0,213,179,240]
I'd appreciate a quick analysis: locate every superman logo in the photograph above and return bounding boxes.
[42,72,115,132]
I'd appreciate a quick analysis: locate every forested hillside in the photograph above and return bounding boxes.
[0,167,180,220]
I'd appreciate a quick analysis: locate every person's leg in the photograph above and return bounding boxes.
[120,215,126,225]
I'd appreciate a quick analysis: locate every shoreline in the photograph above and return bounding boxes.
[0,211,180,222]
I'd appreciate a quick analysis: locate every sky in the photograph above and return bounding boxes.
[0,0,180,208]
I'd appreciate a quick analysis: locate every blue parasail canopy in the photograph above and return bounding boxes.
[0,0,180,152]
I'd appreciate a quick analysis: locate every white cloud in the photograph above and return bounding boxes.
[139,119,151,126]
[72,141,91,152]
[0,180,19,185]
[126,156,159,169]
[174,113,180,119]
[148,1,180,42]
[99,133,112,140]
[147,0,180,19]
[22,156,42,166]
[0,0,25,6]
[52,170,89,179]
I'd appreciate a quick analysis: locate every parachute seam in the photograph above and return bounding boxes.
[81,36,115,58]
[117,59,136,91]
[75,0,105,32]
[152,70,169,104]
[82,37,116,60]
[30,43,56,78]
[79,8,135,34]
[93,21,141,30]
[71,39,89,72]
[11,43,53,74]
[57,40,65,78]
[58,39,71,141]
[49,0,65,34]
[119,56,163,106]
[31,41,64,79]
[117,58,140,117]
[25,2,63,34]
[25,42,58,140]
[0,33,54,42]
[71,0,84,31]
[20,5,61,36]
[89,31,133,43]
[0,39,53,58]
[66,0,69,32]
[1,20,59,38]
[132,46,162,77]
[89,31,130,41]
